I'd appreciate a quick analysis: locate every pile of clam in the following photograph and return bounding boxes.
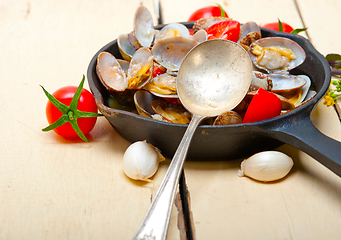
[96,6,316,125]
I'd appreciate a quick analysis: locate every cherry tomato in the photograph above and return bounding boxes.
[152,66,167,78]
[45,86,98,139]
[206,20,240,42]
[242,88,282,123]
[188,6,228,22]
[262,22,294,33]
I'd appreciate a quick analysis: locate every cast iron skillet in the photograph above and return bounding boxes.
[87,22,341,177]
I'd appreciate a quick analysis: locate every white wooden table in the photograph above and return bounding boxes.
[1,0,341,239]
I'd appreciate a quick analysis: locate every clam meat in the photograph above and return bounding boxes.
[249,37,306,73]
[146,73,177,97]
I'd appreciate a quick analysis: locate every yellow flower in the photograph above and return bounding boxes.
[323,92,335,106]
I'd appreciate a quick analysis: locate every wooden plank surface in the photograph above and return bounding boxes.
[175,1,341,239]
[0,0,181,239]
[1,0,341,239]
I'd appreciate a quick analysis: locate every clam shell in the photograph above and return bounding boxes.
[126,47,154,89]
[191,29,208,43]
[249,71,273,92]
[117,59,130,72]
[154,23,190,43]
[213,111,242,125]
[269,74,307,96]
[152,36,198,72]
[296,74,311,106]
[96,52,127,92]
[134,90,158,118]
[134,5,154,47]
[146,73,178,98]
[127,31,141,49]
[192,16,230,33]
[151,99,191,124]
[238,21,261,46]
[117,34,136,61]
[249,37,306,73]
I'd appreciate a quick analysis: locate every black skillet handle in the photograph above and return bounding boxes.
[259,111,341,177]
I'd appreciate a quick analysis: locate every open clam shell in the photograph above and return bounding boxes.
[96,52,127,92]
[146,73,178,98]
[238,21,261,49]
[248,37,306,73]
[134,5,154,48]
[269,73,307,104]
[117,59,130,72]
[126,47,154,89]
[249,71,273,92]
[152,36,198,72]
[191,29,208,43]
[117,34,137,61]
[134,90,158,118]
[151,99,191,124]
[154,23,190,43]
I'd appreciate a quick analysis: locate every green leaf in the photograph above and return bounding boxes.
[40,85,69,113]
[69,75,85,111]
[290,28,308,35]
[326,53,341,63]
[42,115,69,132]
[278,19,283,32]
[69,118,90,142]
[216,3,226,17]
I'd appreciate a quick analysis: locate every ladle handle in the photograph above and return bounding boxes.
[132,114,204,240]
[261,114,341,177]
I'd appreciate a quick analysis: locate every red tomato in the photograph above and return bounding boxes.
[242,88,282,123]
[163,97,182,105]
[46,86,98,138]
[152,66,167,78]
[206,20,240,42]
[188,29,194,35]
[188,6,228,22]
[262,22,294,33]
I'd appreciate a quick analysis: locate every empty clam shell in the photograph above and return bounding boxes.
[127,31,141,49]
[118,34,137,61]
[134,90,158,118]
[134,5,155,48]
[238,21,261,47]
[96,52,127,92]
[191,29,208,43]
[152,36,198,72]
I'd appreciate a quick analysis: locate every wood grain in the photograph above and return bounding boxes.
[1,0,341,239]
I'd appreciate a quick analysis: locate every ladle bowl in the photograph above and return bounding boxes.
[133,39,252,240]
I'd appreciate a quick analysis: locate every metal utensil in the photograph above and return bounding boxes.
[132,39,253,240]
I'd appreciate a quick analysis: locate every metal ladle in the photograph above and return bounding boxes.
[133,39,253,240]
